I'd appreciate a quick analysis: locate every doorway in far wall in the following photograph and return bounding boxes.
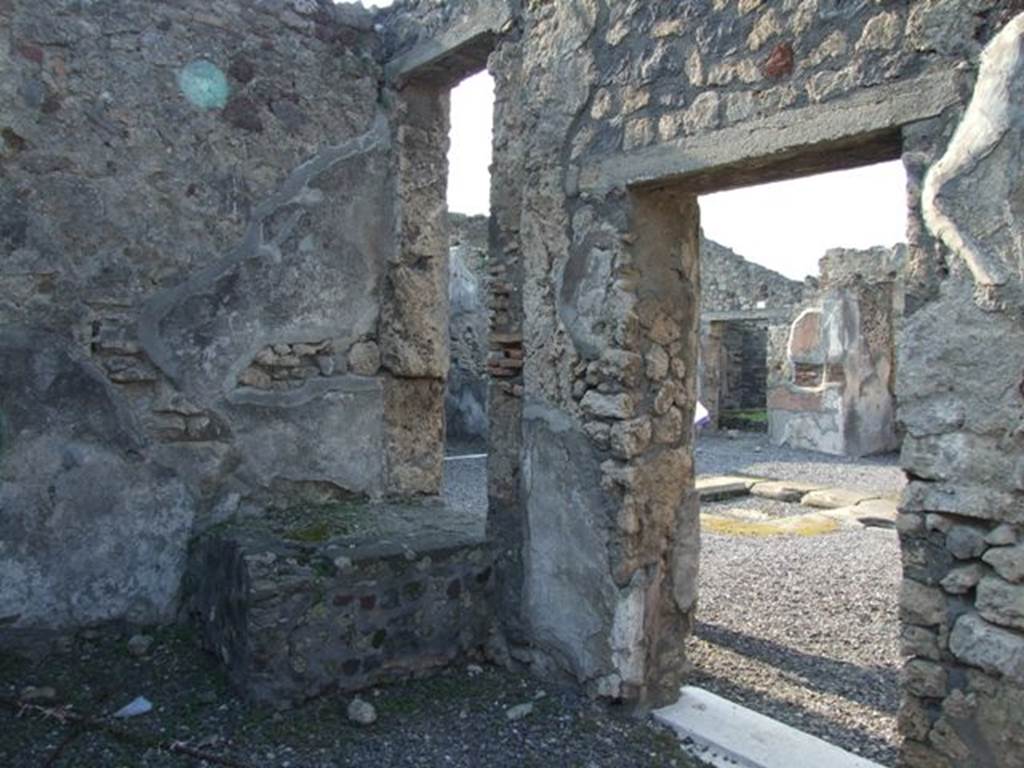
[706,319,770,433]
[443,71,494,528]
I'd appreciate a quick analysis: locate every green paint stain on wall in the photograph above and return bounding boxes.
[177,60,229,110]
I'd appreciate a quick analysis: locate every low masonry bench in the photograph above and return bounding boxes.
[184,499,496,707]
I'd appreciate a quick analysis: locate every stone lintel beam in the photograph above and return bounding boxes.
[580,71,962,195]
[385,2,514,89]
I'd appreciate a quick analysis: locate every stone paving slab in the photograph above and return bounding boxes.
[853,497,900,524]
[800,488,881,510]
[749,480,824,502]
[818,498,900,529]
[696,476,763,501]
[654,686,885,768]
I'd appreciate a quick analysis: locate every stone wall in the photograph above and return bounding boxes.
[768,244,905,456]
[188,519,496,705]
[0,0,446,633]
[899,14,1024,766]
[447,213,490,444]
[443,0,1024,762]
[700,236,806,314]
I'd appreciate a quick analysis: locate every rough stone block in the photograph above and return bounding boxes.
[977,577,1024,631]
[750,480,822,502]
[984,544,1024,584]
[581,391,638,420]
[949,613,1024,685]
[987,524,1019,547]
[696,476,759,501]
[900,579,947,627]
[850,498,899,527]
[902,625,941,661]
[940,564,985,595]
[903,659,948,698]
[946,524,988,560]
[802,488,880,510]
[609,417,652,459]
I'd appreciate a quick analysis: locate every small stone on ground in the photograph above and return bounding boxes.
[347,696,378,725]
[127,634,154,657]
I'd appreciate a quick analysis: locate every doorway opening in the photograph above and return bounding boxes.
[685,159,908,765]
[443,71,494,529]
[445,71,494,458]
[606,150,905,765]
[703,319,770,433]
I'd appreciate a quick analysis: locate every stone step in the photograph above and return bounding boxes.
[696,475,762,501]
[817,498,899,529]
[853,497,900,526]
[749,480,823,502]
[801,487,880,509]
[654,687,885,768]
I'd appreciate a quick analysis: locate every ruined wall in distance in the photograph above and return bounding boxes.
[447,213,490,444]
[768,244,905,456]
[698,237,802,427]
[700,236,805,314]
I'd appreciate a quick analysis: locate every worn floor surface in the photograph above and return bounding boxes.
[0,627,692,768]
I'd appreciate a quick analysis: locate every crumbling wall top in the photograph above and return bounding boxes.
[701,236,805,315]
[378,0,516,86]
[818,244,907,289]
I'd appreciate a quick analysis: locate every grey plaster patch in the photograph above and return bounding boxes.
[0,329,194,629]
[138,113,391,400]
[522,401,617,684]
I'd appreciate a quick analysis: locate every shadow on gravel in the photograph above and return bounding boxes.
[684,667,899,766]
[695,622,899,714]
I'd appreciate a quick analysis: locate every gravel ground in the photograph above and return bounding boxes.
[442,453,488,520]
[695,432,905,496]
[0,627,692,768]
[688,523,902,766]
[703,495,809,519]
